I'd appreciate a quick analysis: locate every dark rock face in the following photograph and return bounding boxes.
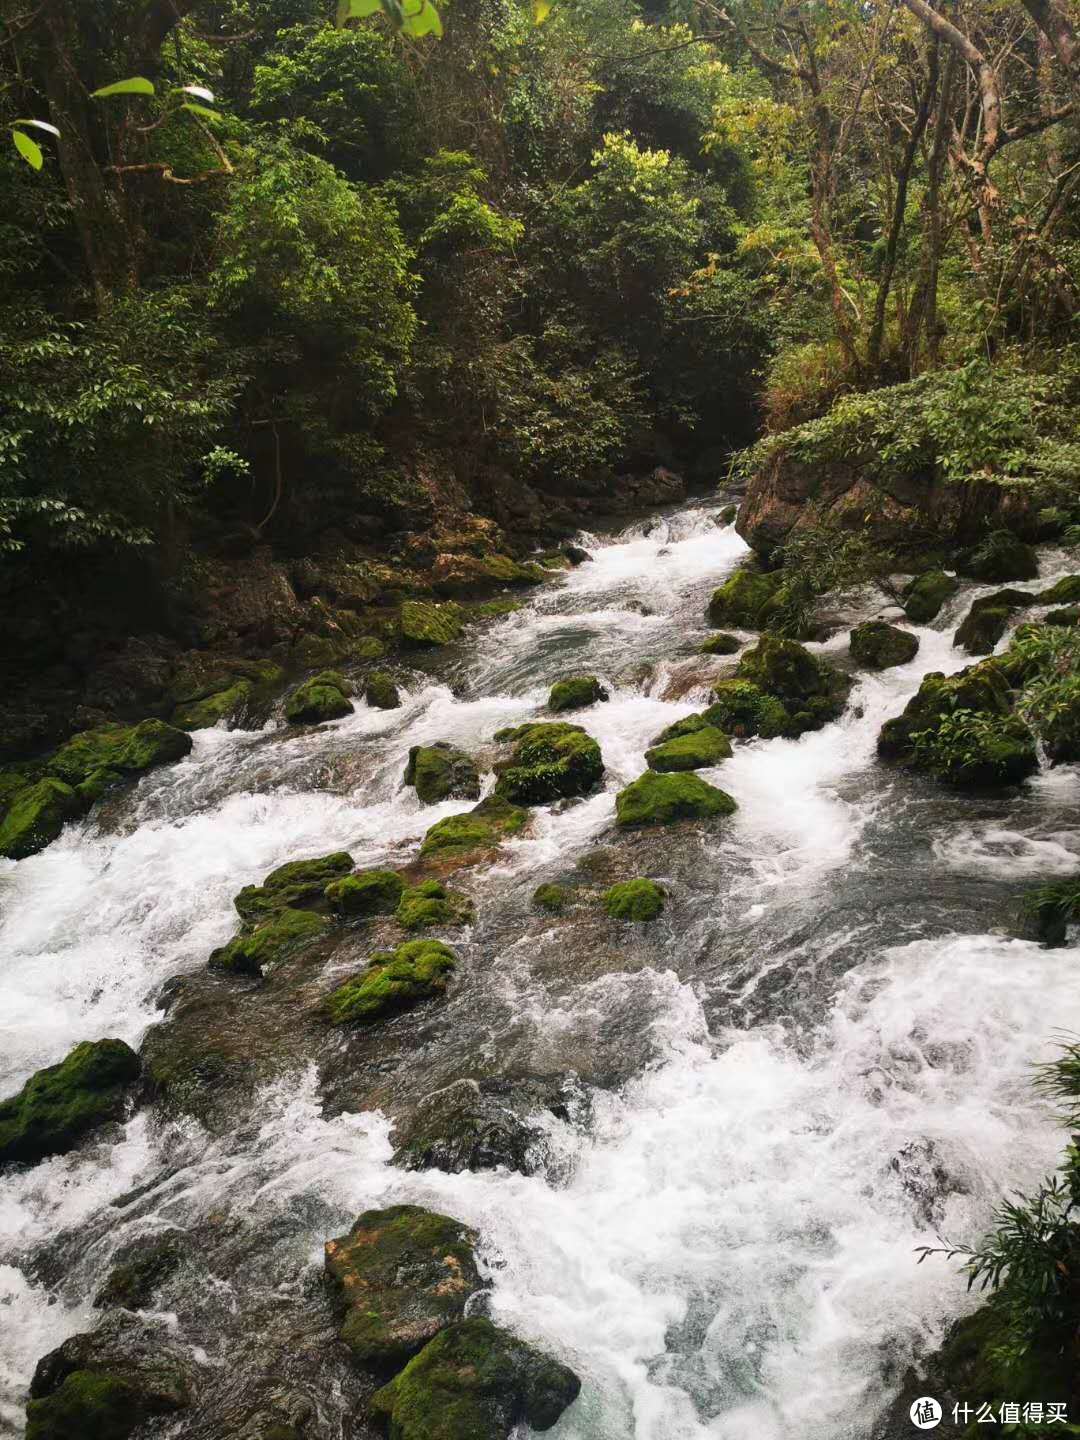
[391,1078,553,1175]
[404,742,481,804]
[0,1039,140,1168]
[93,1233,186,1310]
[324,1205,484,1365]
[953,590,1033,656]
[849,621,919,669]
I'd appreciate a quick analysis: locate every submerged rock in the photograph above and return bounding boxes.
[364,671,401,710]
[283,670,353,725]
[391,1078,552,1175]
[706,565,779,629]
[400,600,464,647]
[493,722,604,804]
[0,778,80,861]
[324,1205,482,1364]
[420,795,528,857]
[548,675,608,712]
[233,851,354,924]
[370,1318,580,1440]
[208,908,330,978]
[0,1038,140,1168]
[849,620,919,669]
[699,632,741,655]
[396,880,474,931]
[93,1233,185,1310]
[404,742,481,804]
[326,867,405,916]
[646,723,731,772]
[615,771,736,827]
[320,939,456,1023]
[604,878,665,920]
[902,569,959,624]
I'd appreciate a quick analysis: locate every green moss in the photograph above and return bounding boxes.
[493,722,604,804]
[849,621,919,669]
[233,851,354,924]
[1039,574,1080,605]
[646,724,731,772]
[954,590,1034,656]
[401,600,465,647]
[931,1300,1071,1435]
[719,504,737,525]
[0,1039,140,1167]
[284,671,353,725]
[604,878,665,920]
[170,661,284,731]
[706,566,779,628]
[321,939,457,1024]
[468,598,524,619]
[420,795,528,856]
[172,680,255,731]
[736,634,849,724]
[615,770,736,827]
[0,778,80,860]
[49,720,193,789]
[324,1205,481,1365]
[25,1370,146,1440]
[404,743,480,804]
[208,907,329,977]
[877,658,1012,760]
[704,680,791,739]
[396,881,474,931]
[962,532,1039,583]
[1046,605,1079,626]
[903,570,959,624]
[326,868,405,916]
[370,1318,580,1440]
[364,671,401,710]
[548,675,608,712]
[532,883,569,913]
[699,632,741,655]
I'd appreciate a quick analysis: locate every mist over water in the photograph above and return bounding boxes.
[2,502,1079,1437]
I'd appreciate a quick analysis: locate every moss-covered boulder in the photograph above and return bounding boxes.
[961,532,1039,583]
[326,868,405,917]
[703,681,791,740]
[953,590,1034,656]
[49,720,193,793]
[364,671,401,710]
[401,600,464,647]
[615,770,736,827]
[233,851,354,925]
[902,570,959,624]
[0,1039,140,1168]
[396,880,474,931]
[548,675,608,712]
[849,621,919,669]
[706,565,779,628]
[736,634,850,732]
[1046,605,1080,626]
[420,795,528,857]
[404,743,481,804]
[878,660,1011,760]
[699,632,741,655]
[325,1205,482,1366]
[170,660,284,731]
[493,722,604,804]
[283,671,353,725]
[1039,574,1080,606]
[321,939,456,1024]
[0,778,80,861]
[208,907,329,978]
[604,878,665,920]
[532,883,569,913]
[371,1318,580,1440]
[646,724,731,772]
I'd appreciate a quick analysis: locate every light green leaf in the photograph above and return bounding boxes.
[12,129,43,169]
[14,118,60,138]
[533,0,553,21]
[336,0,381,23]
[401,0,442,35]
[180,102,222,120]
[91,76,155,99]
[179,84,215,102]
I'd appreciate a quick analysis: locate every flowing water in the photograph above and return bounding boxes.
[1,503,1079,1439]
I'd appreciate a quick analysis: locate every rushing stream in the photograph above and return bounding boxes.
[2,502,1079,1439]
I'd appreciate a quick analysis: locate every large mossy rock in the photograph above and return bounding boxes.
[849,621,919,669]
[532,883,569,913]
[0,778,80,861]
[902,570,959,624]
[699,632,741,655]
[604,878,665,920]
[615,770,736,827]
[548,675,608,712]
[49,720,193,793]
[400,601,464,647]
[370,1318,580,1440]
[321,939,456,1024]
[646,722,731,772]
[704,681,791,739]
[208,907,330,977]
[365,671,401,710]
[960,532,1039,583]
[0,1039,140,1168]
[736,633,849,731]
[169,659,284,731]
[324,1205,482,1364]
[420,795,528,857]
[953,589,1034,656]
[493,722,603,805]
[404,743,481,805]
[396,880,474,931]
[233,851,354,924]
[1039,574,1080,605]
[326,868,405,917]
[706,565,779,628]
[284,670,353,725]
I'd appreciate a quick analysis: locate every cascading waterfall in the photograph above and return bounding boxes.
[2,502,1078,1438]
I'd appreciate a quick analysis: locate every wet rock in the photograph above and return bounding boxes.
[1046,605,1079,626]
[0,1039,140,1168]
[283,671,353,725]
[706,565,779,628]
[404,743,481,804]
[889,1137,957,1227]
[953,590,1033,656]
[699,632,741,655]
[604,878,665,920]
[718,504,737,525]
[234,852,354,925]
[49,719,193,796]
[320,939,457,1023]
[93,1232,185,1309]
[849,621,919,669]
[0,777,80,860]
[902,569,959,624]
[493,722,604,804]
[395,880,474,931]
[646,723,731,772]
[370,1318,580,1440]
[532,883,569,913]
[169,658,284,731]
[615,771,736,827]
[364,671,401,710]
[736,634,850,731]
[1017,879,1079,947]
[324,1205,483,1364]
[420,795,528,858]
[563,545,591,566]
[548,675,608,712]
[400,600,464,647]
[208,908,330,978]
[960,532,1038,583]
[391,1078,552,1175]
[704,680,791,739]
[326,868,405,917]
[1039,574,1080,605]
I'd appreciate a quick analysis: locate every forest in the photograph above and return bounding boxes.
[2,0,1080,1435]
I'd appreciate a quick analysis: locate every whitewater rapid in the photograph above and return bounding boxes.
[1,505,1078,1438]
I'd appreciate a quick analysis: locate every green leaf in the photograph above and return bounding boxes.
[401,0,442,35]
[180,102,222,121]
[91,76,155,99]
[336,0,381,23]
[533,0,553,22]
[13,118,60,138]
[12,129,43,170]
